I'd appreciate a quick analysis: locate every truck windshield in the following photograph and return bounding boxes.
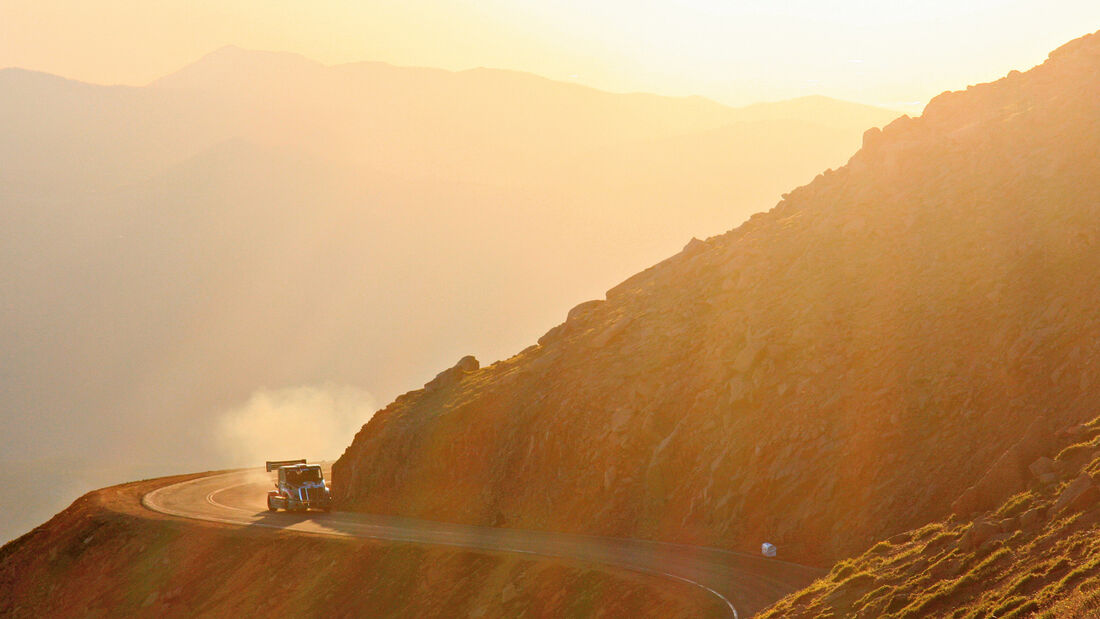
[285,468,322,484]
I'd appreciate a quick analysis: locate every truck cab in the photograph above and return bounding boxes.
[266,460,332,512]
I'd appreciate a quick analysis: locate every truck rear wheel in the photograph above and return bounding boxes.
[267,494,279,511]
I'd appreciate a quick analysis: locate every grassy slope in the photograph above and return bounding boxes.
[760,416,1100,618]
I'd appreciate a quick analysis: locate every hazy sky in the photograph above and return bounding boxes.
[1,1,1098,108]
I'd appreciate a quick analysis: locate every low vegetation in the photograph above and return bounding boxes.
[760,419,1100,618]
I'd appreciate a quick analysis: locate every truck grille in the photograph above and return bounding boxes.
[305,487,325,503]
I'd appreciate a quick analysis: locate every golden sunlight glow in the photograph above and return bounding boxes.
[1,1,1097,109]
[4,0,1100,615]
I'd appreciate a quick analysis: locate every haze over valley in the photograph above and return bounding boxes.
[0,46,898,543]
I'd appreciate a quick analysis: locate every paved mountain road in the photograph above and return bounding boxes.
[143,468,822,617]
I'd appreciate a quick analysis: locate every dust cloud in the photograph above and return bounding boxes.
[214,384,377,467]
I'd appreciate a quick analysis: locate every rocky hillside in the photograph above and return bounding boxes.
[334,29,1100,568]
[0,475,723,618]
[759,415,1100,618]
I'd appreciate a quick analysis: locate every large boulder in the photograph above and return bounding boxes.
[1053,473,1100,514]
[959,520,1001,552]
[1028,456,1057,479]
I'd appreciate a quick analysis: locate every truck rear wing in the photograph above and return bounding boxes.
[266,459,307,472]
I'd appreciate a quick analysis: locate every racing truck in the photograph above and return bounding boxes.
[266,459,333,512]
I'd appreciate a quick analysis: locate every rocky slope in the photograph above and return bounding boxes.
[0,475,723,618]
[334,29,1100,569]
[759,416,1100,618]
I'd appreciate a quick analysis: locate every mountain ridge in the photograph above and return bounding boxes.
[332,28,1100,576]
[148,44,901,119]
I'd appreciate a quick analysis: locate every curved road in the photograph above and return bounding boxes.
[143,468,821,617]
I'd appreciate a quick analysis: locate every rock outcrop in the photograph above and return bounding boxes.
[424,355,480,391]
[335,30,1100,566]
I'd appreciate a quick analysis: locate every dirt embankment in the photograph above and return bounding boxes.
[335,30,1100,568]
[0,474,726,618]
